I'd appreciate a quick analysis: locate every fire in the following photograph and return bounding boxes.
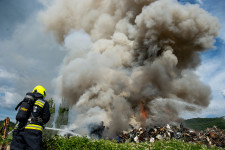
[140,102,147,119]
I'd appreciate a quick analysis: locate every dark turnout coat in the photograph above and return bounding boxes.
[10,92,50,150]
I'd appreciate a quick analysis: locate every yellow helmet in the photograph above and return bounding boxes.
[32,85,47,98]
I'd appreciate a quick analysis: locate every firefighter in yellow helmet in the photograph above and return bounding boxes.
[11,85,50,150]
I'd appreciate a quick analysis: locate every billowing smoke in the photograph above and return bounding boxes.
[40,0,220,137]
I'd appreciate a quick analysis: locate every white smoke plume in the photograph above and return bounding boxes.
[40,0,220,137]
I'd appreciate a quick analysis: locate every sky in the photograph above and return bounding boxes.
[0,0,225,122]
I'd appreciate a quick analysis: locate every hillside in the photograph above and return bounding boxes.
[183,116,225,131]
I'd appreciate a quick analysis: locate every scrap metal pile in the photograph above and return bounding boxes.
[117,124,225,148]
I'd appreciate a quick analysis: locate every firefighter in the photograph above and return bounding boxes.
[10,85,50,150]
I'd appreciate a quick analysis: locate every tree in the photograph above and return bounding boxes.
[55,98,69,129]
[45,98,55,128]
[43,98,57,140]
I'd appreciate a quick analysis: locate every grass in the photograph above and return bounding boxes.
[42,136,225,150]
[0,133,13,148]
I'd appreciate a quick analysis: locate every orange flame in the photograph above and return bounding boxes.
[140,102,147,119]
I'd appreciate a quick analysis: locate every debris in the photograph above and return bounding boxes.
[149,137,155,143]
[134,136,139,143]
[156,134,163,140]
[117,124,225,148]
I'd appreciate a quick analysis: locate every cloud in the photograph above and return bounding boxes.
[0,67,17,79]
[194,38,225,118]
[196,0,203,4]
[37,0,52,7]
[0,0,43,39]
[192,0,225,118]
[0,88,22,109]
[196,58,225,89]
[0,11,65,110]
[179,0,224,41]
[200,0,225,41]
[196,64,225,118]
[180,86,225,119]
[198,98,225,118]
[222,90,225,97]
[197,40,225,87]
[0,67,20,109]
[0,113,17,122]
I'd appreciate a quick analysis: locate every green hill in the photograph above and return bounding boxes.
[183,116,225,131]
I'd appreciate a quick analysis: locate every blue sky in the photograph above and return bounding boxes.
[178,0,225,118]
[0,0,65,122]
[0,0,224,122]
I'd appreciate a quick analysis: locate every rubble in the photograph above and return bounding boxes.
[117,124,225,148]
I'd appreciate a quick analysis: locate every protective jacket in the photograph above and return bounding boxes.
[24,92,50,131]
[10,92,50,150]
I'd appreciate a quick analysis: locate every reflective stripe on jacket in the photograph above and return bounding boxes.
[34,100,45,108]
[25,124,43,131]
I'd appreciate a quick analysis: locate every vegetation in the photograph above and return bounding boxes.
[42,136,224,150]
[0,120,15,148]
[184,117,225,131]
[48,98,56,115]
[55,98,69,129]
[44,98,70,140]
[0,120,15,134]
[43,98,58,140]
[45,98,56,128]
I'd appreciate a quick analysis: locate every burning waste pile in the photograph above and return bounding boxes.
[117,124,225,148]
[40,0,220,143]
